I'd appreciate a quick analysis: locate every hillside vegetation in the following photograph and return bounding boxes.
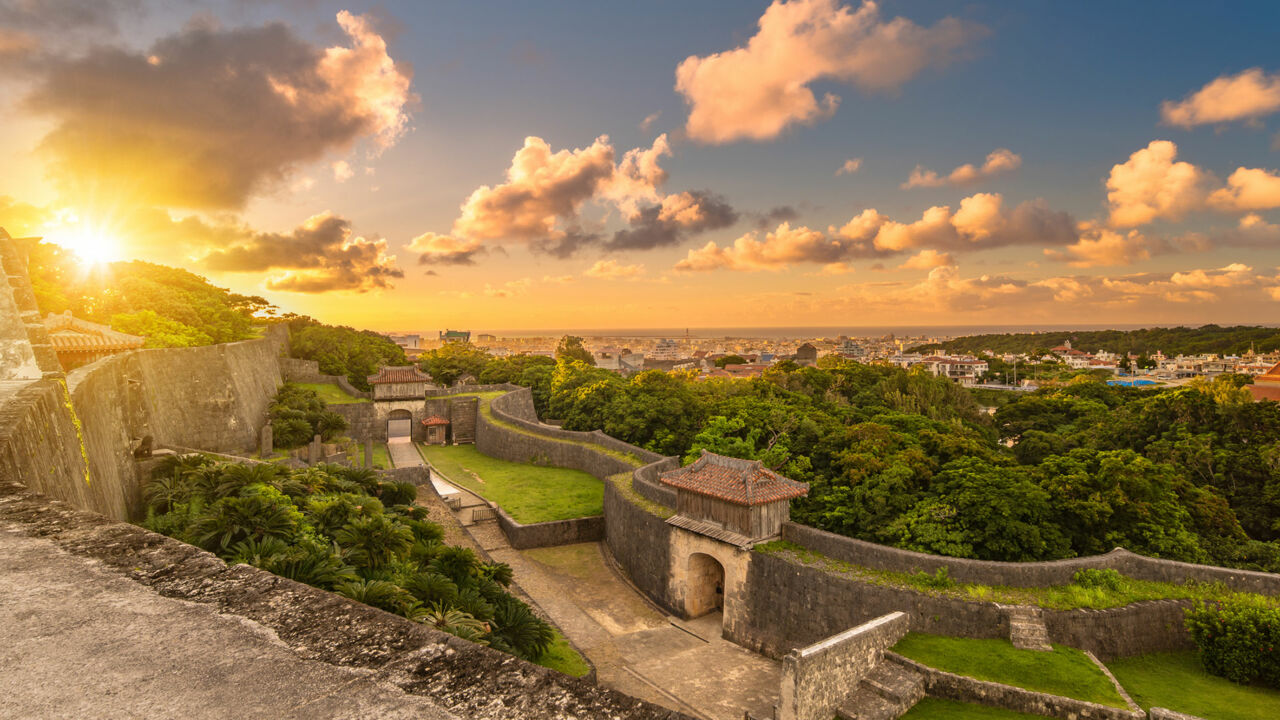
[911,325,1280,357]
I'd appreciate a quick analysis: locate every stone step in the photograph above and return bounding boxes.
[837,659,926,720]
[836,687,900,720]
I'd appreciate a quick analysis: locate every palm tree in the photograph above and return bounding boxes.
[334,515,414,569]
[193,494,299,552]
[335,578,416,615]
[421,602,490,645]
[489,596,554,661]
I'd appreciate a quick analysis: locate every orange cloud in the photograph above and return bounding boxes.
[902,148,1022,188]
[675,0,984,143]
[1161,68,1280,128]
[584,259,645,279]
[1105,140,1211,227]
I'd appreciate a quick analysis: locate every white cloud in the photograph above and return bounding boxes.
[584,259,646,279]
[675,0,984,143]
[898,249,955,269]
[1105,140,1211,227]
[331,160,354,182]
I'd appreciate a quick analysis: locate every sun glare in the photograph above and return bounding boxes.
[44,216,123,266]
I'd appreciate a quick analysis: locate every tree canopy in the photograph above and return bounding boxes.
[912,325,1280,357]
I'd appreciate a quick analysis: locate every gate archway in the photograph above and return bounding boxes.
[387,409,413,442]
[685,552,725,619]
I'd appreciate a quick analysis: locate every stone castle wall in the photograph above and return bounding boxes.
[279,357,370,399]
[777,612,909,720]
[781,522,1280,595]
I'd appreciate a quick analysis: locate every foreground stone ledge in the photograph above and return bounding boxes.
[0,485,692,719]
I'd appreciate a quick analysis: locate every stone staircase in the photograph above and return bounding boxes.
[1001,604,1054,651]
[836,656,926,720]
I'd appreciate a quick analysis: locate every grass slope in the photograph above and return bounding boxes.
[1107,651,1280,720]
[893,633,1127,708]
[903,698,1049,720]
[295,382,368,404]
[537,629,592,677]
[420,444,603,523]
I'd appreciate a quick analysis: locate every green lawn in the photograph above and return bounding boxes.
[1107,651,1280,720]
[902,698,1048,720]
[350,442,391,469]
[419,444,603,523]
[892,633,1127,708]
[295,382,369,404]
[536,629,592,677]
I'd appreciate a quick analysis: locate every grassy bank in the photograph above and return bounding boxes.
[476,398,645,468]
[756,541,1272,611]
[419,444,603,523]
[537,629,592,677]
[1107,651,1280,720]
[893,633,1127,708]
[294,382,368,405]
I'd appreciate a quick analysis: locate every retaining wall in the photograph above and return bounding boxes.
[604,470,678,611]
[1044,600,1194,661]
[890,653,1144,720]
[495,508,606,550]
[279,357,370,399]
[778,612,909,720]
[780,522,1280,595]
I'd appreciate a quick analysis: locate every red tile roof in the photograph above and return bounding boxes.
[367,366,432,384]
[660,451,808,506]
[43,312,144,353]
[1247,384,1280,402]
[421,415,450,426]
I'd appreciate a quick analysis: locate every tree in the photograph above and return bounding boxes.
[418,341,492,386]
[290,321,408,391]
[715,354,748,368]
[555,335,595,366]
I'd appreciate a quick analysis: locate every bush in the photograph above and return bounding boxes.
[1186,598,1280,687]
[913,567,956,590]
[1073,568,1125,591]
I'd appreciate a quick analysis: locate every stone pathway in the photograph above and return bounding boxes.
[1000,604,1054,651]
[387,439,423,469]
[466,524,782,720]
[837,656,925,720]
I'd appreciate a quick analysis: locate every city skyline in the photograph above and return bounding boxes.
[3,0,1280,331]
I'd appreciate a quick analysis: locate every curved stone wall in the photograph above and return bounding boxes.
[781,522,1280,596]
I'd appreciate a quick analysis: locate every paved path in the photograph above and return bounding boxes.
[0,527,457,720]
[465,522,781,720]
[387,438,423,468]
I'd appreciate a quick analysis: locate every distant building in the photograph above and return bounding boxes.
[476,333,497,344]
[794,343,818,365]
[439,329,471,343]
[650,338,682,361]
[367,365,433,401]
[387,333,420,349]
[43,311,145,370]
[1248,362,1280,402]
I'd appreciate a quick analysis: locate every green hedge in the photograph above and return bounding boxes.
[1186,598,1280,687]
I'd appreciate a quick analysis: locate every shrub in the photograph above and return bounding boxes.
[1186,598,1280,688]
[913,567,956,590]
[1073,568,1125,591]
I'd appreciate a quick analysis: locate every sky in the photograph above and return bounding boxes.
[2,0,1280,332]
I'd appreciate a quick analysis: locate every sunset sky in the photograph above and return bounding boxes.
[3,0,1280,332]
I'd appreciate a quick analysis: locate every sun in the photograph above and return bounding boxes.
[44,216,123,266]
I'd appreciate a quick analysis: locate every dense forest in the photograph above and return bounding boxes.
[286,318,408,391]
[21,238,270,347]
[911,325,1280,357]
[421,342,1280,572]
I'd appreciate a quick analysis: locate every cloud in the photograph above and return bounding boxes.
[639,111,661,133]
[584,259,645,279]
[1207,166,1280,212]
[678,192,1078,272]
[199,211,402,293]
[1105,140,1212,227]
[542,274,575,284]
[452,134,666,245]
[408,231,485,265]
[902,148,1021,188]
[331,160,354,182]
[25,11,413,210]
[1044,228,1160,268]
[836,157,863,176]
[483,278,532,298]
[1161,68,1280,128]
[676,222,848,271]
[899,249,955,269]
[754,205,800,229]
[606,190,738,250]
[675,0,985,143]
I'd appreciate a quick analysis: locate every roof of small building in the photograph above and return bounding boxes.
[421,415,451,426]
[367,366,432,384]
[1255,362,1280,386]
[1247,383,1280,402]
[660,450,808,506]
[43,311,145,353]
